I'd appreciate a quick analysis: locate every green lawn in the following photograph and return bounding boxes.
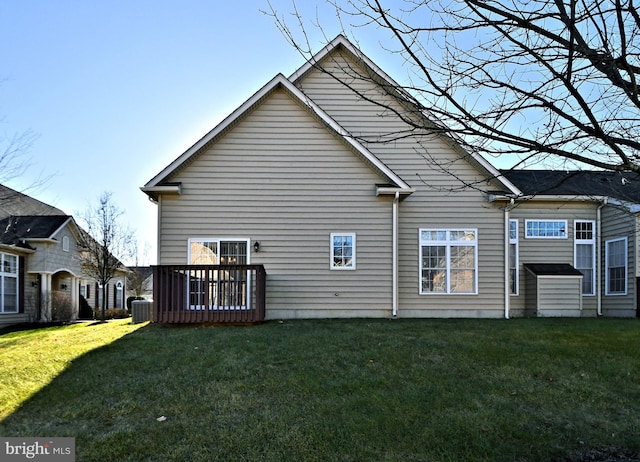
[1,318,640,461]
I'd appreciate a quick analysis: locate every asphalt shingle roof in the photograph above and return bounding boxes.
[0,215,71,246]
[501,170,640,204]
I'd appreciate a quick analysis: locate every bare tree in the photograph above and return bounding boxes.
[0,130,37,184]
[78,192,134,321]
[268,0,640,173]
[127,240,151,298]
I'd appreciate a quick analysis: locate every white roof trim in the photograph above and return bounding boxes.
[289,35,521,196]
[607,198,640,213]
[48,216,75,240]
[0,243,35,254]
[144,73,412,192]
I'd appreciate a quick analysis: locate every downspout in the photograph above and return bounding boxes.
[392,191,399,317]
[504,203,512,319]
[596,198,607,316]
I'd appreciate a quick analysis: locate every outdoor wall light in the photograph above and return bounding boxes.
[254,241,260,252]
[61,284,68,290]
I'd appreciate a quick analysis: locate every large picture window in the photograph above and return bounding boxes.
[0,253,18,313]
[574,220,596,296]
[606,237,627,295]
[419,229,477,294]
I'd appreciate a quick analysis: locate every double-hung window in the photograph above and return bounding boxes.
[419,229,477,294]
[574,220,596,296]
[330,233,356,270]
[605,237,627,295]
[509,220,519,295]
[0,253,18,313]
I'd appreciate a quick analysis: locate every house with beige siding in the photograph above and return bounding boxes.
[142,35,639,322]
[0,185,128,327]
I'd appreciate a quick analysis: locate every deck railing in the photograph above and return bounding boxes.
[152,264,266,323]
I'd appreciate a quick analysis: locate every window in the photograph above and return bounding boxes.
[509,219,519,295]
[525,220,568,238]
[574,220,595,296]
[97,284,104,309]
[188,239,248,265]
[62,236,69,252]
[606,237,627,295]
[330,233,356,270]
[0,253,18,313]
[187,238,250,310]
[115,282,123,309]
[420,229,477,294]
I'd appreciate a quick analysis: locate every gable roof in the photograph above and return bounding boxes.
[143,35,527,200]
[501,170,640,205]
[0,184,65,220]
[288,35,521,196]
[0,215,74,247]
[142,72,414,200]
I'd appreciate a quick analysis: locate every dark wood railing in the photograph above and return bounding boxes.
[152,265,266,324]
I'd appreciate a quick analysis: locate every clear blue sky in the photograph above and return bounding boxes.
[0,1,409,264]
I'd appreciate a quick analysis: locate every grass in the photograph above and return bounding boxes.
[1,318,640,461]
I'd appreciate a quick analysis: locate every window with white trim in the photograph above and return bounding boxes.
[606,237,627,295]
[330,233,356,270]
[187,238,251,310]
[62,236,70,252]
[525,220,568,238]
[420,229,477,294]
[188,239,248,265]
[115,282,123,309]
[97,284,104,309]
[0,253,18,313]
[574,220,595,296]
[509,219,519,295]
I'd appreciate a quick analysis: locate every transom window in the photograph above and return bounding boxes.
[0,253,18,313]
[606,237,627,295]
[419,229,477,294]
[330,233,356,270]
[525,220,568,239]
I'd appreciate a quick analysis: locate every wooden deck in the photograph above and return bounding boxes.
[152,265,266,323]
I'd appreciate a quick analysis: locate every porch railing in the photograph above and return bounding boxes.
[152,265,266,323]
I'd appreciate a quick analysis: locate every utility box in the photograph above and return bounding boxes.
[524,264,583,317]
[132,300,153,323]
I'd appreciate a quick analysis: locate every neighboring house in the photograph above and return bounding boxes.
[0,185,127,327]
[142,35,639,322]
[126,266,153,300]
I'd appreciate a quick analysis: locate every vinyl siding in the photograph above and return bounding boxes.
[158,88,395,318]
[601,205,637,317]
[27,225,83,276]
[295,50,507,317]
[508,202,599,317]
[524,271,583,317]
